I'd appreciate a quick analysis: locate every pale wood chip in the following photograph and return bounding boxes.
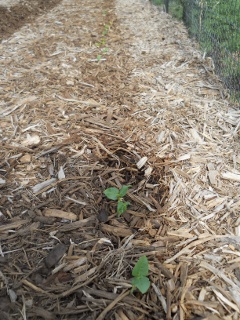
[44,209,77,221]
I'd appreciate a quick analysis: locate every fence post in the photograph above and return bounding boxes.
[180,0,187,23]
[164,0,169,13]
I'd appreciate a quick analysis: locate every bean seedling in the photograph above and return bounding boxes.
[102,24,110,36]
[103,185,131,217]
[131,256,150,294]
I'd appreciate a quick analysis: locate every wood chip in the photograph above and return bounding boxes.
[44,209,78,221]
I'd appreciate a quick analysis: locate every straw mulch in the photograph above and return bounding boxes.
[0,0,240,319]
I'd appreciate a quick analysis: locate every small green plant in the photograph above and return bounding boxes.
[131,256,150,294]
[95,21,112,62]
[102,47,109,53]
[95,38,106,48]
[100,38,106,45]
[102,24,110,36]
[104,185,131,216]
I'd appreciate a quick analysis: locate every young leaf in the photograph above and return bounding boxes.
[104,187,119,200]
[117,201,130,216]
[132,256,149,278]
[102,47,109,53]
[131,276,150,294]
[119,185,131,197]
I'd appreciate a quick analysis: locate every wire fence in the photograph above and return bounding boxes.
[151,0,240,103]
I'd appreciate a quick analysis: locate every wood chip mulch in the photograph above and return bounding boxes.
[0,0,240,319]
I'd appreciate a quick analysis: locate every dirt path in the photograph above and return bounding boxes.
[1,0,240,319]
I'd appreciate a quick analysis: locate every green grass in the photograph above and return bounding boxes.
[183,0,240,94]
[169,1,183,20]
[151,0,240,101]
[151,0,183,19]
[151,0,162,4]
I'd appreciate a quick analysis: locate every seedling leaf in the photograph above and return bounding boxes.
[102,47,109,53]
[119,185,131,197]
[104,187,119,200]
[117,201,130,216]
[132,256,149,278]
[131,276,150,294]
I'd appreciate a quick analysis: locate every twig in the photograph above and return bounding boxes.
[96,290,130,320]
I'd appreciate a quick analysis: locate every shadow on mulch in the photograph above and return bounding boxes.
[0,0,62,42]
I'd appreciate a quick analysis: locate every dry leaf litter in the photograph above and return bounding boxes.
[0,0,240,319]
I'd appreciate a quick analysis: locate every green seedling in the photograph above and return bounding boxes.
[131,256,150,294]
[102,47,109,53]
[100,38,106,45]
[97,55,102,61]
[104,185,131,217]
[102,24,110,36]
[95,38,106,48]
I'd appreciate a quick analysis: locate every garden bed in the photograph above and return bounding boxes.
[0,0,240,319]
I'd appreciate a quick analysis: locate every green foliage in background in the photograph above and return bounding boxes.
[151,0,183,19]
[183,0,240,95]
[151,0,240,100]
